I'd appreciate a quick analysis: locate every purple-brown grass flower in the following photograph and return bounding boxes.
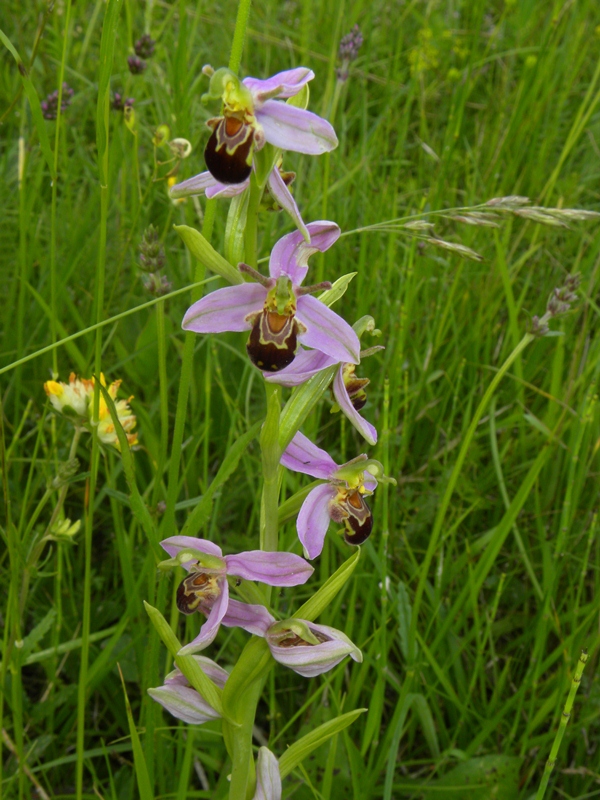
[148,655,228,724]
[222,600,362,677]
[280,431,390,558]
[41,84,74,120]
[266,350,377,444]
[134,33,155,59]
[127,55,147,75]
[111,93,135,112]
[182,222,360,372]
[201,66,338,184]
[159,536,313,654]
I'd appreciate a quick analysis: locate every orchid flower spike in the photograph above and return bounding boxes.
[199,66,337,185]
[170,160,309,242]
[159,536,313,654]
[253,747,282,800]
[222,600,362,677]
[280,431,395,559]
[182,222,360,372]
[148,656,228,724]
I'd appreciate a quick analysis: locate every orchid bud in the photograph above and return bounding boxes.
[265,618,362,677]
[148,656,228,724]
[253,747,282,800]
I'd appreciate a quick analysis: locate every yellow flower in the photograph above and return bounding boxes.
[44,372,94,418]
[43,372,138,449]
[95,375,138,450]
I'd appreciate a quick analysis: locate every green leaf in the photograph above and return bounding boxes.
[397,580,416,661]
[411,694,440,758]
[279,709,366,778]
[118,666,154,800]
[143,602,224,718]
[174,225,243,285]
[361,675,385,754]
[179,421,261,538]
[318,272,357,307]
[417,755,523,799]
[20,609,57,661]
[279,365,338,452]
[96,382,160,557]
[134,312,175,383]
[295,549,360,622]
[0,27,55,179]
[96,0,122,185]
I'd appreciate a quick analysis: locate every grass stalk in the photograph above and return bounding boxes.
[75,0,118,790]
[49,0,73,376]
[535,650,589,800]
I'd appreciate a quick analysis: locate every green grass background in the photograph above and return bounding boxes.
[2,0,600,797]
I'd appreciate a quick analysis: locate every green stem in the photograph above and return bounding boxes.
[19,428,82,617]
[228,681,262,800]
[228,0,252,73]
[535,650,588,800]
[0,278,217,379]
[260,382,281,553]
[244,172,263,269]
[49,0,73,375]
[76,0,113,777]
[152,299,169,506]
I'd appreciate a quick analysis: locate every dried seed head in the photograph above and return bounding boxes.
[139,225,166,273]
[337,25,364,81]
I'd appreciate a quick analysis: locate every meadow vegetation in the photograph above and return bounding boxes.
[1,0,600,797]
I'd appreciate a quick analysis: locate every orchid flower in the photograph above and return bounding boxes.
[199,66,337,185]
[148,656,228,724]
[169,162,309,242]
[159,536,313,655]
[265,349,378,445]
[182,222,361,372]
[253,747,282,800]
[280,431,393,559]
[222,599,362,677]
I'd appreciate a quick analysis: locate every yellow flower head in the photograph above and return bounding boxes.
[43,372,138,449]
[44,372,94,418]
[95,375,138,450]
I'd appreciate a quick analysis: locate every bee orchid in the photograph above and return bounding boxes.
[222,600,362,678]
[159,536,313,654]
[182,222,360,372]
[280,431,394,558]
[199,66,337,185]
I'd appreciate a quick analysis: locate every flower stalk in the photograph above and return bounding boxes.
[260,383,281,554]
